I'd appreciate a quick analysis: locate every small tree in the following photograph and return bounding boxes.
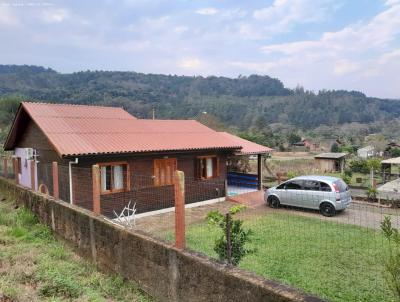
[381,216,400,300]
[366,158,381,187]
[206,205,254,266]
[331,143,340,153]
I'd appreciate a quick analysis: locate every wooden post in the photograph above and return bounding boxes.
[52,161,59,199]
[13,158,18,184]
[257,154,262,190]
[92,164,101,216]
[174,170,185,249]
[30,159,36,190]
[3,158,7,178]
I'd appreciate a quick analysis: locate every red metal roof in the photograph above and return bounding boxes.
[218,132,273,155]
[5,102,243,157]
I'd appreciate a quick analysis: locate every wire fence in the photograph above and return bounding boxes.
[1,158,400,301]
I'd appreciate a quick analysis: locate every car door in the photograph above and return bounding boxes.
[284,180,304,207]
[302,180,321,209]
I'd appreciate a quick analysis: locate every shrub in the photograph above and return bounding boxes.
[342,174,351,184]
[366,187,378,202]
[286,171,299,179]
[206,205,254,265]
[349,159,369,174]
[381,216,400,300]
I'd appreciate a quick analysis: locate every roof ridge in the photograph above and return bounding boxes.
[22,101,126,110]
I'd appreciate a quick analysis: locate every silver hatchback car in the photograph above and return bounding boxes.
[265,175,351,216]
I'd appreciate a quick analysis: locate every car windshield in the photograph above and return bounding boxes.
[334,180,348,192]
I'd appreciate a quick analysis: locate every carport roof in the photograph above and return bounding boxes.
[218,132,273,155]
[314,152,348,159]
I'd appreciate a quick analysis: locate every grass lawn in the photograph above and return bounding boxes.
[0,197,153,302]
[177,212,395,302]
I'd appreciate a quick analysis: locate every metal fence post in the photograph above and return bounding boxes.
[174,170,185,249]
[52,161,59,199]
[92,164,101,216]
[226,213,232,264]
[3,158,7,178]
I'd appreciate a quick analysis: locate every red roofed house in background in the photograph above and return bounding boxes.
[4,102,272,217]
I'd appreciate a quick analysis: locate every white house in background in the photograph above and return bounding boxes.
[357,146,376,159]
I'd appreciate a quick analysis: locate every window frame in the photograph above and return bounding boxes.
[196,155,220,180]
[98,161,130,195]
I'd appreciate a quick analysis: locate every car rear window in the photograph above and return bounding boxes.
[334,180,348,192]
[320,182,332,192]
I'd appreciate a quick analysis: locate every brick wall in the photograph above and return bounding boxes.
[0,176,324,302]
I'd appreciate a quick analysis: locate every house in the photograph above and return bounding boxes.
[292,138,320,151]
[4,102,272,217]
[357,146,375,159]
[314,152,348,173]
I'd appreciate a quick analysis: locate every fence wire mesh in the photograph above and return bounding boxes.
[2,158,399,301]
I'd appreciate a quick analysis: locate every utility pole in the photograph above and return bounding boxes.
[152,107,155,120]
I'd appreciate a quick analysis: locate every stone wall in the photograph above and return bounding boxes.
[0,177,324,302]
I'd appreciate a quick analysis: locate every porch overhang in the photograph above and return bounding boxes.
[218,132,273,156]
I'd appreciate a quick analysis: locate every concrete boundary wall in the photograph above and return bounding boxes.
[0,177,324,302]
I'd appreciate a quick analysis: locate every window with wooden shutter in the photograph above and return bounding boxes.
[154,158,177,186]
[196,156,219,179]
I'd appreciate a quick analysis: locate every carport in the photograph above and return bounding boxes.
[218,132,273,195]
[381,157,400,183]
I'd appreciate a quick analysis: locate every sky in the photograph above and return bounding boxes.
[0,0,399,99]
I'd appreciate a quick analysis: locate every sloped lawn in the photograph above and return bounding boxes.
[0,196,153,302]
[181,212,395,302]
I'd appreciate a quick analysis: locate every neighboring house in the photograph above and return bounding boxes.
[319,138,343,152]
[292,139,320,151]
[4,102,272,217]
[357,146,375,159]
[314,153,348,173]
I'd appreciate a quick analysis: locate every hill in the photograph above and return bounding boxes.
[0,64,399,148]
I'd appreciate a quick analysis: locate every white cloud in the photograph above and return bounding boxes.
[232,4,400,97]
[0,6,19,26]
[179,58,202,69]
[333,60,360,76]
[253,0,337,28]
[385,0,400,6]
[40,8,70,23]
[195,7,218,15]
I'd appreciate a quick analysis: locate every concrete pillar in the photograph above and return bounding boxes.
[3,158,8,178]
[52,162,59,199]
[30,159,35,190]
[92,164,101,216]
[13,157,19,184]
[257,154,263,190]
[174,170,185,249]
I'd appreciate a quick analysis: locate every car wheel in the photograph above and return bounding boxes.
[320,203,336,217]
[268,196,280,208]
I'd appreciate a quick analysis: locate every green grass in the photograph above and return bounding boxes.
[172,212,395,302]
[0,196,153,302]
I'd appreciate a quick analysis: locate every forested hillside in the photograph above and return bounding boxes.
[0,64,400,148]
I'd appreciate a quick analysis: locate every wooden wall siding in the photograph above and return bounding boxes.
[15,119,69,165]
[68,153,227,217]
